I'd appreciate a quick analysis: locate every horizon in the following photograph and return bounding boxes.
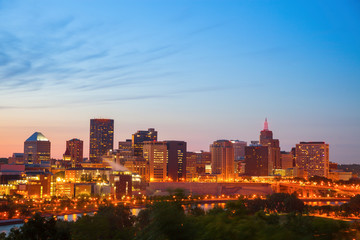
[0,118,345,162]
[1,0,359,163]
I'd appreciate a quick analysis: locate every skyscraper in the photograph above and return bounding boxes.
[89,119,114,162]
[143,141,167,182]
[210,140,234,181]
[295,142,329,178]
[24,132,51,164]
[66,138,83,167]
[166,141,187,182]
[245,144,271,176]
[132,128,157,156]
[260,118,273,144]
[259,118,281,169]
[230,140,247,160]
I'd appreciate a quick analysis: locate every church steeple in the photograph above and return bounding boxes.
[264,118,269,131]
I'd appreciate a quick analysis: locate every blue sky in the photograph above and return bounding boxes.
[0,0,359,163]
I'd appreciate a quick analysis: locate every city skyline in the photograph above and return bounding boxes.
[1,118,336,162]
[1,1,359,163]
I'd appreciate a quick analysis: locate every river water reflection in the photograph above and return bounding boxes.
[0,201,338,235]
[0,203,225,235]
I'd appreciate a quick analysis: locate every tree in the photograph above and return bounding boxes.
[71,204,135,240]
[188,205,205,217]
[4,213,71,240]
[225,200,248,217]
[246,198,266,214]
[347,194,360,216]
[137,202,195,240]
[266,193,304,213]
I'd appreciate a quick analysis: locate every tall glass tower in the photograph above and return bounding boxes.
[89,119,114,162]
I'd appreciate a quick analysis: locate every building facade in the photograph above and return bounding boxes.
[132,128,157,156]
[24,132,51,164]
[259,119,281,169]
[280,151,294,169]
[118,139,132,152]
[143,141,167,182]
[230,140,247,160]
[295,142,330,178]
[8,153,25,165]
[245,144,271,176]
[210,140,234,181]
[89,119,114,162]
[186,151,211,180]
[166,141,187,182]
[66,138,83,167]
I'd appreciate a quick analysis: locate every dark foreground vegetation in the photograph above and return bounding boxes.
[1,193,360,240]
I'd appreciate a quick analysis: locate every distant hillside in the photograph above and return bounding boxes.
[338,164,360,175]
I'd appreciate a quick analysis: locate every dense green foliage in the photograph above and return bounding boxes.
[0,193,358,240]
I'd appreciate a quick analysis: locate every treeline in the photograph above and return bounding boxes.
[1,193,359,240]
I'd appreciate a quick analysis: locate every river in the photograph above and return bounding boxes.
[0,203,225,235]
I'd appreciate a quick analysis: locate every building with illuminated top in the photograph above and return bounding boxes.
[230,140,247,160]
[89,119,114,162]
[132,128,157,156]
[210,140,234,181]
[259,118,281,169]
[295,141,329,178]
[24,132,51,164]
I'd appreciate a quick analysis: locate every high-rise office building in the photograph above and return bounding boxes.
[260,118,273,144]
[186,151,211,179]
[24,132,51,164]
[295,142,329,178]
[65,138,83,167]
[166,141,187,182]
[89,119,114,162]
[132,128,157,156]
[210,140,234,181]
[245,143,271,176]
[230,140,247,160]
[259,118,281,169]
[143,141,167,182]
[186,152,198,180]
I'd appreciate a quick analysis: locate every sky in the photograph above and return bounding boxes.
[0,0,359,163]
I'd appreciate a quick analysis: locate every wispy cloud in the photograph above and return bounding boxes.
[2,60,32,78]
[0,18,182,95]
[77,51,108,62]
[0,52,10,66]
[187,22,225,37]
[0,5,213,111]
[46,16,74,31]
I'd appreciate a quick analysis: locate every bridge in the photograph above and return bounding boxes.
[272,182,360,199]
